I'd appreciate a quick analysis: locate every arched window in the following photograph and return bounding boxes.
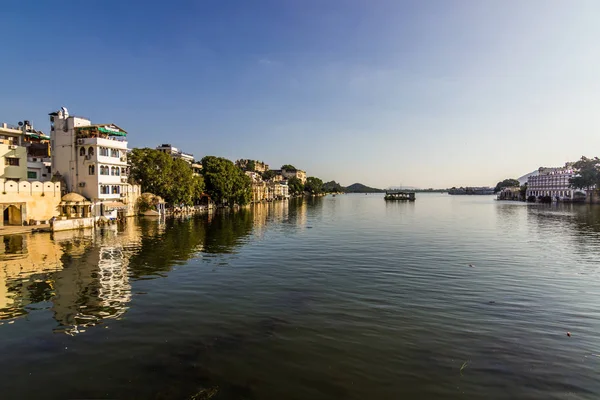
[88,165,95,175]
[88,147,94,156]
[80,147,85,156]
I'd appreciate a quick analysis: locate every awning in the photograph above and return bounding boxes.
[99,127,126,136]
[102,201,127,210]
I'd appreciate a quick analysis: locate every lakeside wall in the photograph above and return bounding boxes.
[0,180,61,223]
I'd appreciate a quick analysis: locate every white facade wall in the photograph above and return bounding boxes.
[50,109,133,217]
[526,165,579,200]
[27,158,51,182]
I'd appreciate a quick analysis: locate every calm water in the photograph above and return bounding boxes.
[1,194,600,399]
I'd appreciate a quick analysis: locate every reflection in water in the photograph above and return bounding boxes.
[3,196,600,399]
[0,202,304,334]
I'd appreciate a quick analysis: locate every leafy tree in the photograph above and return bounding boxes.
[262,170,276,181]
[192,175,205,204]
[129,148,206,206]
[168,158,195,205]
[287,177,304,195]
[322,180,345,193]
[129,148,174,201]
[304,177,324,194]
[494,178,520,193]
[281,164,296,171]
[520,183,528,200]
[569,156,600,192]
[201,156,252,206]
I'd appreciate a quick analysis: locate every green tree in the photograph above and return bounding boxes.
[287,177,304,195]
[129,148,202,206]
[262,170,276,181]
[322,180,344,193]
[129,148,174,201]
[494,178,520,193]
[570,157,600,192]
[201,156,252,206]
[281,164,296,171]
[304,176,324,194]
[192,175,205,204]
[169,158,195,205]
[520,183,528,200]
[246,160,256,172]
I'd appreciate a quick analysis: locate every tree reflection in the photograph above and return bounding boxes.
[0,203,306,332]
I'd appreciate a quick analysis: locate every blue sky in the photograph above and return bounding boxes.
[2,0,600,188]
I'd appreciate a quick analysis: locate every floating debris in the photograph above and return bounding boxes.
[468,264,475,268]
[567,332,571,337]
[189,386,219,400]
[460,361,469,376]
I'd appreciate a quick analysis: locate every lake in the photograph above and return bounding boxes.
[1,193,600,399]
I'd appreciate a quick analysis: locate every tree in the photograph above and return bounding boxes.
[287,177,304,195]
[129,148,172,199]
[520,183,527,201]
[246,160,256,172]
[569,156,600,192]
[262,170,276,181]
[201,156,252,206]
[304,176,324,194]
[322,180,345,193]
[494,178,520,193]
[169,158,195,205]
[192,175,205,204]
[129,148,205,206]
[281,164,296,171]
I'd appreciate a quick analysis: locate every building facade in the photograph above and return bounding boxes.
[526,164,578,201]
[156,144,195,164]
[0,123,27,182]
[236,159,269,173]
[50,107,137,218]
[281,168,306,184]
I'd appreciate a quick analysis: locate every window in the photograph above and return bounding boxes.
[46,166,51,174]
[5,157,19,166]
[88,147,94,156]
[112,185,120,194]
[27,171,37,179]
[99,147,109,156]
[121,167,127,176]
[101,185,110,194]
[80,147,85,156]
[89,165,95,175]
[100,165,109,175]
[111,149,120,157]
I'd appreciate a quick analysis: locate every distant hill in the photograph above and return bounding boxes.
[344,183,385,193]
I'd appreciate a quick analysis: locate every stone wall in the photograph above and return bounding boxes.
[52,217,95,232]
[0,180,61,223]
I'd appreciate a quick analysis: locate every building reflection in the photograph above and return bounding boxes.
[0,234,63,319]
[0,203,309,334]
[51,226,141,335]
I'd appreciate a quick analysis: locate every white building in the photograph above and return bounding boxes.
[156,143,195,164]
[50,107,133,218]
[526,163,581,201]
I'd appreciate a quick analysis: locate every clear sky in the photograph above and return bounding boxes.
[2,0,600,188]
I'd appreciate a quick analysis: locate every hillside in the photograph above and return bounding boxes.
[344,183,385,193]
